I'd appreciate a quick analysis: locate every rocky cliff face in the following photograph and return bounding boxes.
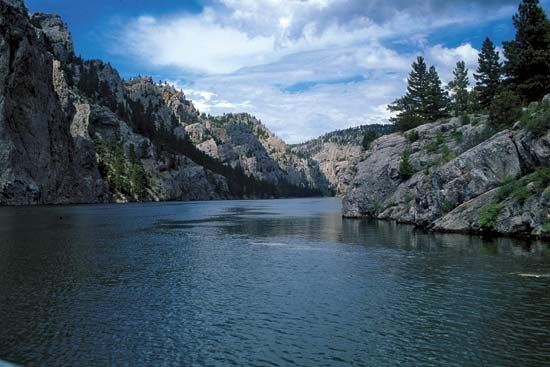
[342,110,550,239]
[185,113,330,192]
[0,0,327,204]
[0,0,108,204]
[291,124,392,194]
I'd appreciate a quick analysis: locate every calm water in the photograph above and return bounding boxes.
[0,198,549,366]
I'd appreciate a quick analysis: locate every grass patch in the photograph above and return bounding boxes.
[478,203,503,229]
[426,132,445,152]
[438,144,457,164]
[520,99,550,135]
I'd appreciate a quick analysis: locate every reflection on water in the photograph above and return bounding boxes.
[0,198,549,367]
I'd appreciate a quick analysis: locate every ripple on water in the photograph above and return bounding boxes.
[0,198,549,366]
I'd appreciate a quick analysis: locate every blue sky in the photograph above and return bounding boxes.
[26,0,550,143]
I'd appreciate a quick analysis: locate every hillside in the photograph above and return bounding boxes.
[0,0,330,204]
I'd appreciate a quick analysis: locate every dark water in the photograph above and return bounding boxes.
[0,198,549,367]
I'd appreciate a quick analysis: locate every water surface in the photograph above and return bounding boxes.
[0,198,549,366]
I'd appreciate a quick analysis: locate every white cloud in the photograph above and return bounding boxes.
[108,0,518,142]
[426,43,480,83]
[120,13,275,73]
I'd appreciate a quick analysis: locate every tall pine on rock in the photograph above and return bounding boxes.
[389,56,429,131]
[474,38,502,108]
[425,66,450,121]
[503,0,550,102]
[447,61,470,116]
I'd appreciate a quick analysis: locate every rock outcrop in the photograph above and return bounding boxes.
[342,112,550,239]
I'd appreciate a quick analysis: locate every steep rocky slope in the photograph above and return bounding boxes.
[0,0,109,204]
[291,124,392,194]
[342,108,550,239]
[0,0,327,204]
[185,113,331,194]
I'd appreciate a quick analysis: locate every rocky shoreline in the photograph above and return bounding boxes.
[342,109,550,239]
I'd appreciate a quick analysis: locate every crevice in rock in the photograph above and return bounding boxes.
[510,134,533,176]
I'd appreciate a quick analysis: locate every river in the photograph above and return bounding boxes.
[0,198,549,366]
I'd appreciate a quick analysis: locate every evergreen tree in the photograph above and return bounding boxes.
[425,66,450,120]
[398,149,414,179]
[474,37,502,108]
[503,0,550,101]
[389,56,430,131]
[361,128,378,150]
[447,61,470,116]
[489,90,522,128]
[467,90,482,114]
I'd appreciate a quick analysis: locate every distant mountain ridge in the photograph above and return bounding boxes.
[290,124,392,158]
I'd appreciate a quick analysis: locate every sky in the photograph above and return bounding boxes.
[25,0,550,143]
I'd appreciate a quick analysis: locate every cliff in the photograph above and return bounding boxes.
[0,0,328,204]
[291,124,392,194]
[342,105,550,239]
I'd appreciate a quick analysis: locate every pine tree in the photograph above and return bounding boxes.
[503,0,550,102]
[474,37,502,108]
[361,128,378,150]
[389,57,450,131]
[398,149,414,179]
[425,66,450,120]
[389,56,430,131]
[447,61,470,116]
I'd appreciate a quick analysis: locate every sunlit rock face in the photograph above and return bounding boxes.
[342,114,550,238]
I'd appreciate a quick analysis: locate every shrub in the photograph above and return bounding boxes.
[488,90,522,128]
[462,126,498,150]
[478,203,503,229]
[441,200,453,213]
[531,167,550,187]
[511,186,532,203]
[362,128,379,150]
[460,114,471,126]
[495,177,519,202]
[399,149,415,180]
[520,99,550,135]
[406,130,420,143]
[426,133,445,152]
[451,130,464,144]
[439,144,456,164]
